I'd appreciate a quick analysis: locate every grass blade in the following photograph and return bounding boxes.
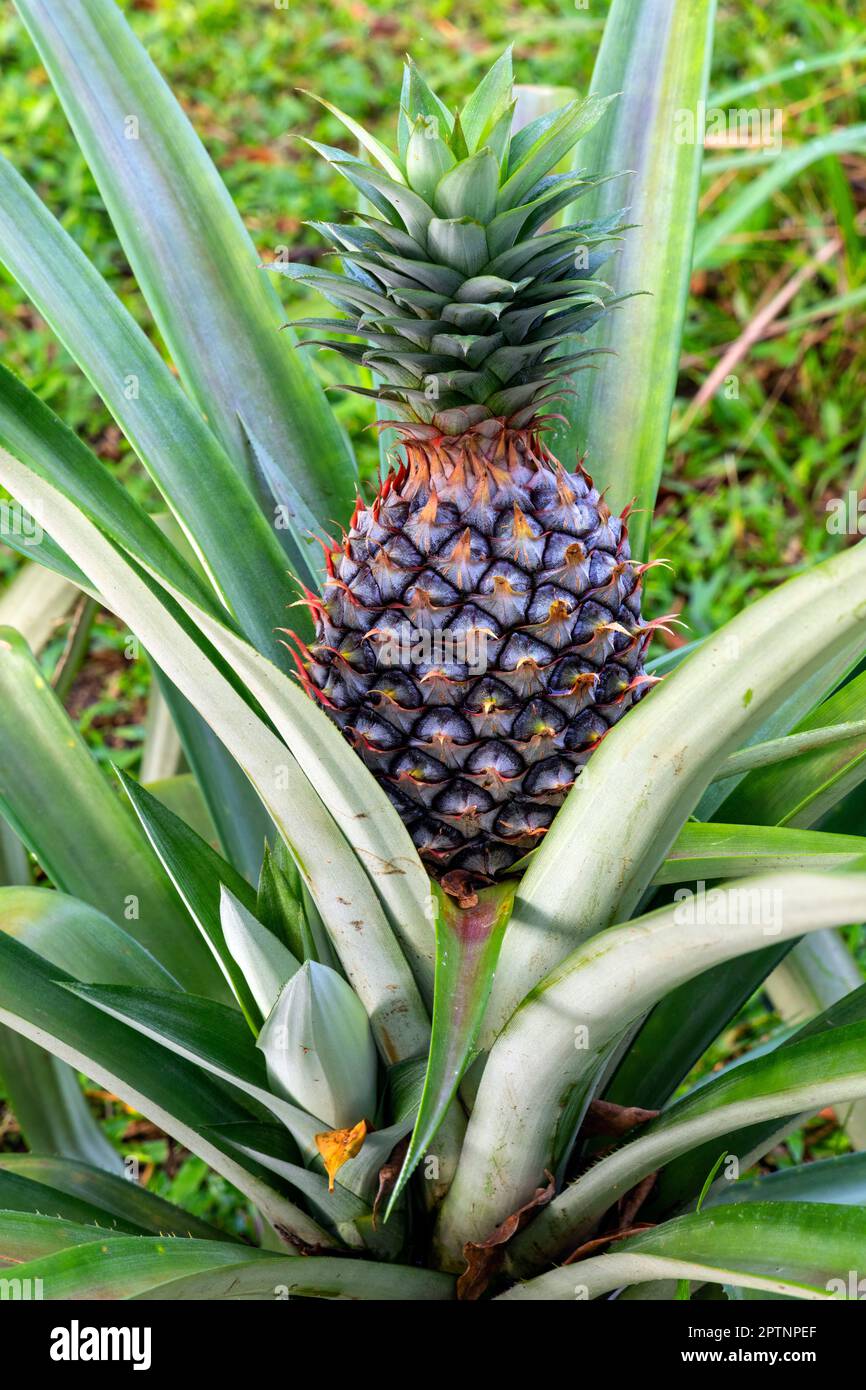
[695,125,866,266]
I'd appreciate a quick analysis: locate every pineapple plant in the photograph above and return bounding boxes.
[290,62,655,893]
[0,0,865,1306]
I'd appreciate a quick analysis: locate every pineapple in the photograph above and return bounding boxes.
[289,54,654,893]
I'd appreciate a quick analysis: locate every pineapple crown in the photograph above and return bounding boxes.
[275,50,629,437]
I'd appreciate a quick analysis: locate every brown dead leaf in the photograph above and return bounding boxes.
[580,1099,660,1139]
[563,1222,655,1265]
[617,1171,659,1230]
[315,1118,369,1191]
[457,1171,556,1301]
[439,869,479,908]
[372,1135,410,1228]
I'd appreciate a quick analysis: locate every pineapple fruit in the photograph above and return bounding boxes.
[289,53,655,893]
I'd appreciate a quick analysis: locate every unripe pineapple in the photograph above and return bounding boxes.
[283,52,656,895]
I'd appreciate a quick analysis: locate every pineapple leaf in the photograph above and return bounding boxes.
[459,46,514,153]
[713,717,866,781]
[385,880,516,1218]
[718,670,866,830]
[507,102,572,175]
[681,1151,866,1208]
[0,364,223,629]
[0,924,330,1246]
[118,771,262,1029]
[549,0,717,560]
[269,260,395,316]
[0,1235,286,1302]
[0,886,175,992]
[0,1155,232,1241]
[159,576,437,1006]
[14,0,357,533]
[497,1203,866,1301]
[479,100,517,173]
[398,58,454,160]
[485,175,598,258]
[455,274,526,303]
[623,666,866,1123]
[364,250,465,296]
[150,671,276,888]
[434,147,500,223]
[0,451,433,1059]
[258,960,378,1134]
[9,1234,453,1300]
[330,161,434,244]
[142,775,216,847]
[0,155,297,668]
[448,109,471,161]
[298,90,406,182]
[438,870,866,1260]
[0,1169,132,1234]
[497,93,617,211]
[240,415,328,591]
[208,1121,371,1238]
[406,117,457,203]
[643,978,866,1222]
[66,980,325,1156]
[426,217,490,277]
[354,212,430,257]
[0,628,223,997]
[654,820,866,884]
[0,525,89,593]
[256,847,319,962]
[510,1018,866,1275]
[220,886,300,1025]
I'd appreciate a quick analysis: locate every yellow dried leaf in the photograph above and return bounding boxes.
[315,1118,369,1191]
